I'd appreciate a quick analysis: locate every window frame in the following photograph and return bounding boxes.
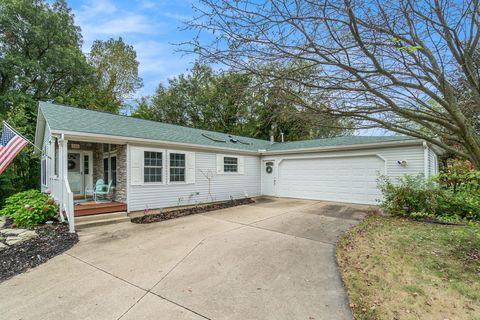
[143,150,164,184]
[223,156,239,173]
[169,152,186,183]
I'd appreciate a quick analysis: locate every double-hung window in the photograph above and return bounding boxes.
[170,153,186,182]
[224,156,238,172]
[144,151,163,183]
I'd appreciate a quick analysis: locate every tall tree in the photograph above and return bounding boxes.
[133,63,350,140]
[186,0,480,166]
[0,0,91,114]
[0,0,91,203]
[59,37,143,113]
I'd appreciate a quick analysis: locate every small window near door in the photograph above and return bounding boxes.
[84,155,89,175]
[170,153,186,182]
[111,156,117,186]
[144,151,163,183]
[103,157,109,182]
[224,157,238,172]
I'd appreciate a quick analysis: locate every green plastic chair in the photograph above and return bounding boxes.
[85,179,104,200]
[93,180,113,202]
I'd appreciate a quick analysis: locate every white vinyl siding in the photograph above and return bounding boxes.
[129,149,260,211]
[426,147,439,179]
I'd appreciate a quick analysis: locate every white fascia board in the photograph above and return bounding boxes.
[260,139,425,155]
[50,129,260,156]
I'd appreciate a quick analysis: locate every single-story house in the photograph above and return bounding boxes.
[34,102,442,231]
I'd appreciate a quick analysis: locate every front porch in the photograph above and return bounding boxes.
[68,141,128,217]
[45,137,128,231]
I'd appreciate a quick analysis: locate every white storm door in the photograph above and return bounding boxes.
[262,160,276,196]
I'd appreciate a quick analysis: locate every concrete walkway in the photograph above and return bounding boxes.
[0,198,371,320]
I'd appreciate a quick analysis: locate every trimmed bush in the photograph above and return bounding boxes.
[378,161,480,222]
[0,190,57,227]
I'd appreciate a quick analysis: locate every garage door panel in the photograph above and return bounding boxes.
[278,156,384,204]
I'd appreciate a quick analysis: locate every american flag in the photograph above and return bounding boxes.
[0,124,28,174]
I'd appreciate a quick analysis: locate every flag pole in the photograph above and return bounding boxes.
[2,121,51,158]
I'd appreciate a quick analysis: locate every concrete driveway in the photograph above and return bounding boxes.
[0,198,371,320]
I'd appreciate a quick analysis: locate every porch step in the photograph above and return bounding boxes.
[75,211,130,229]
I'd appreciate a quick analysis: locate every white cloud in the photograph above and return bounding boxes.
[82,15,159,36]
[71,0,197,97]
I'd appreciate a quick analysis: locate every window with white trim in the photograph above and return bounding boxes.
[144,151,163,183]
[224,156,238,172]
[170,153,186,182]
[41,157,47,186]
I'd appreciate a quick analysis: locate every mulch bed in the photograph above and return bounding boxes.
[132,198,255,224]
[0,222,78,283]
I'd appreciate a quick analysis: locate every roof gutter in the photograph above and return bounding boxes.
[260,139,426,155]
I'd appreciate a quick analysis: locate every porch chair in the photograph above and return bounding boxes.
[93,180,114,202]
[85,179,105,200]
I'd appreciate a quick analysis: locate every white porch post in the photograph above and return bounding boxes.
[59,136,75,232]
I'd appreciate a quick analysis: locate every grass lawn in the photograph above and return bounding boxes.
[337,216,480,320]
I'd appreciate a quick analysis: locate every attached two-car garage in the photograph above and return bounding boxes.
[261,140,438,205]
[275,156,385,205]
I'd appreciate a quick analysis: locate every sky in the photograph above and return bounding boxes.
[68,0,198,98]
[67,0,389,136]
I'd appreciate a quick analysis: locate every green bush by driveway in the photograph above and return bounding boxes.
[378,160,480,222]
[0,190,57,227]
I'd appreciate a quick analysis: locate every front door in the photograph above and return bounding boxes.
[262,160,276,196]
[67,151,93,195]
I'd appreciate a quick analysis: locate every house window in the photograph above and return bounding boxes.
[144,151,162,183]
[41,157,47,186]
[54,138,59,176]
[224,157,238,172]
[170,153,185,182]
[103,144,117,186]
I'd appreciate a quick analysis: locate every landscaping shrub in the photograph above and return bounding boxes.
[378,160,480,222]
[0,190,57,227]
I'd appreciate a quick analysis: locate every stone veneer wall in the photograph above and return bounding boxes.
[93,144,104,183]
[114,145,127,202]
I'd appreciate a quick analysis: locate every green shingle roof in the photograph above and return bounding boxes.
[39,102,417,153]
[39,102,271,152]
[266,135,415,151]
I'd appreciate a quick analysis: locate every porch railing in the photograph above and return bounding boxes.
[62,176,75,233]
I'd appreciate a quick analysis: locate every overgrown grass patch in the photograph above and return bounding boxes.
[337,216,480,320]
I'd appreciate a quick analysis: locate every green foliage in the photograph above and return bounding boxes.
[0,2,143,204]
[61,37,143,113]
[0,0,91,204]
[0,0,92,113]
[0,104,40,206]
[378,163,480,222]
[0,190,57,227]
[377,175,439,216]
[133,62,351,140]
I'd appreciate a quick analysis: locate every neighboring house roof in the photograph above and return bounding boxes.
[37,101,418,153]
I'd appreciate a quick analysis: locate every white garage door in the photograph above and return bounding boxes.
[277,155,385,204]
